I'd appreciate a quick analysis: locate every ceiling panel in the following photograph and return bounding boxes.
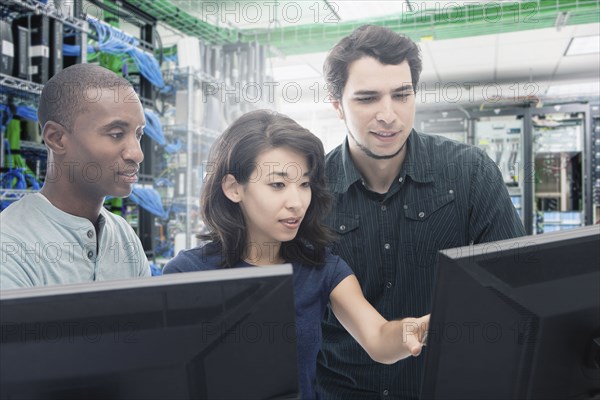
[556,53,600,78]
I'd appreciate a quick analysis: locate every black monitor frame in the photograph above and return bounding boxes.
[421,225,600,400]
[0,265,299,400]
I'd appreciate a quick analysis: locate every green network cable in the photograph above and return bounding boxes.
[5,120,35,177]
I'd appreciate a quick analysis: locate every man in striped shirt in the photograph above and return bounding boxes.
[316,25,526,400]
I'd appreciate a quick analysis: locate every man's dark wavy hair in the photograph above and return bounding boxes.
[201,110,336,268]
[324,24,423,99]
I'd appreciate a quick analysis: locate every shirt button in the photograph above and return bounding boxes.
[381,205,387,211]
[383,389,390,396]
[403,204,408,210]
[87,230,94,238]
[87,251,94,259]
[384,243,391,250]
[419,211,425,218]
[398,177,404,183]
[340,225,346,231]
[386,282,392,289]
[449,189,454,194]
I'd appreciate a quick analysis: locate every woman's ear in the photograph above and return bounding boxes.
[42,121,68,155]
[221,174,243,203]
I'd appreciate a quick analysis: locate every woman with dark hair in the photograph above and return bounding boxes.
[163,110,429,399]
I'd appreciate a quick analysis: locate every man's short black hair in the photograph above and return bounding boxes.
[37,64,133,131]
[324,25,423,100]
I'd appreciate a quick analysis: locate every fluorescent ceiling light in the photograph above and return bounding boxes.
[565,35,600,56]
[272,65,321,81]
[334,1,481,22]
[546,81,600,96]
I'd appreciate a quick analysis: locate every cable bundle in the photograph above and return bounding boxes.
[129,185,169,220]
[63,43,96,57]
[143,109,166,146]
[144,109,182,153]
[0,104,12,130]
[87,16,165,89]
[1,135,41,192]
[14,105,38,122]
[0,105,42,197]
[164,138,183,153]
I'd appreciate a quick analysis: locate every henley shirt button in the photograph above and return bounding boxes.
[87,230,94,238]
[381,205,387,211]
[383,389,390,396]
[386,282,392,289]
[87,251,94,259]
[419,211,425,218]
[403,204,408,210]
[449,189,454,194]
[340,225,346,231]
[398,177,404,183]
[384,243,391,250]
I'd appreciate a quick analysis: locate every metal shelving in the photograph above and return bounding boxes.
[1,1,88,210]
[3,0,88,31]
[417,102,594,235]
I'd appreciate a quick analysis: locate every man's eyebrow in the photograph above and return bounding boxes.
[101,120,145,130]
[100,120,131,130]
[392,84,414,92]
[353,90,379,96]
[352,85,413,96]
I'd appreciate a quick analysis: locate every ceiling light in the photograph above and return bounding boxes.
[565,35,600,56]
[546,82,600,96]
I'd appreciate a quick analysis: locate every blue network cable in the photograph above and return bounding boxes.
[128,186,169,220]
[0,105,41,210]
[1,139,41,198]
[143,109,166,146]
[149,263,163,276]
[0,104,13,134]
[144,109,182,154]
[63,43,97,57]
[87,17,165,89]
[15,105,38,122]
[164,138,183,153]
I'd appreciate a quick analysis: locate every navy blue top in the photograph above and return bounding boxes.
[163,242,353,399]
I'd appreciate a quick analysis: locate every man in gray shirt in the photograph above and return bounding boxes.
[1,64,150,289]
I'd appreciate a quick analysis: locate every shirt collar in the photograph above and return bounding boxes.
[401,129,435,184]
[333,130,434,193]
[332,138,363,193]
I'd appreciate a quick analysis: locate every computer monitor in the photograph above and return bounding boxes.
[0,265,298,400]
[421,225,600,400]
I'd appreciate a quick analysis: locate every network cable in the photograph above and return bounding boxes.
[144,109,182,153]
[87,17,165,89]
[15,105,38,122]
[1,120,41,189]
[128,185,169,220]
[143,109,166,146]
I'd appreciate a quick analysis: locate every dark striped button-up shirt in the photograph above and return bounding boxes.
[316,130,526,400]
